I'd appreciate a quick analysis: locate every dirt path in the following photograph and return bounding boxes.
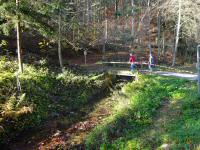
[145,100,172,147]
[139,98,184,150]
[81,64,198,81]
[9,83,126,150]
[151,71,197,81]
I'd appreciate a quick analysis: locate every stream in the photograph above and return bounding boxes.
[7,77,131,150]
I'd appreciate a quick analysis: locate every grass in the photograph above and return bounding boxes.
[85,74,200,149]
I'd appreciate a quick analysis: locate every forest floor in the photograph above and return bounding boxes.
[9,82,127,150]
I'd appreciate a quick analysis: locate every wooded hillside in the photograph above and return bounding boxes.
[1,0,200,69]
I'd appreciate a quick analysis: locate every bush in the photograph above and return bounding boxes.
[0,58,112,143]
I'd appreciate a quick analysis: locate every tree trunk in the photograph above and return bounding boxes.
[16,0,23,73]
[87,0,89,24]
[184,47,188,62]
[88,0,92,23]
[147,0,153,71]
[148,44,153,71]
[162,30,166,62]
[147,0,151,51]
[172,0,181,66]
[115,0,119,60]
[115,0,119,19]
[58,0,63,69]
[137,2,141,46]
[162,30,165,54]
[157,12,161,61]
[131,0,134,37]
[102,6,108,60]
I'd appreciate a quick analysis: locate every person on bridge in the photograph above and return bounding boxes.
[129,53,136,71]
[148,55,155,71]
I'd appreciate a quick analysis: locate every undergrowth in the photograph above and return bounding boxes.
[0,57,112,143]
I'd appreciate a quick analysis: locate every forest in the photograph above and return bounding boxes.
[0,0,200,149]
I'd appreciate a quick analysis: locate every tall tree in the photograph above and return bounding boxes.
[16,0,23,73]
[131,0,134,36]
[102,4,108,60]
[172,0,181,66]
[58,0,63,69]
[157,11,161,61]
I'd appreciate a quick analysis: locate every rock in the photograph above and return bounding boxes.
[160,143,171,150]
[53,130,61,137]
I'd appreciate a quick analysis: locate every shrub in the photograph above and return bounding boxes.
[0,58,112,143]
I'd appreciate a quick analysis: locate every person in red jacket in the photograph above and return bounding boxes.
[129,53,136,71]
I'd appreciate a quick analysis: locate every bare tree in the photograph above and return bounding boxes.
[16,0,23,73]
[131,0,134,36]
[102,5,108,60]
[157,11,161,61]
[172,0,181,66]
[58,0,63,69]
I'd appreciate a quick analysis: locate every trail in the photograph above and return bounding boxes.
[138,98,185,150]
[148,71,197,81]
[141,100,172,149]
[82,64,198,81]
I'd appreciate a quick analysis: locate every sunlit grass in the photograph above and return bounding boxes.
[85,75,199,149]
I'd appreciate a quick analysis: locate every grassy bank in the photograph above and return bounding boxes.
[0,57,112,144]
[86,75,199,149]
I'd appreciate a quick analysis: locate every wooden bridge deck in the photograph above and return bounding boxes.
[109,70,135,77]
